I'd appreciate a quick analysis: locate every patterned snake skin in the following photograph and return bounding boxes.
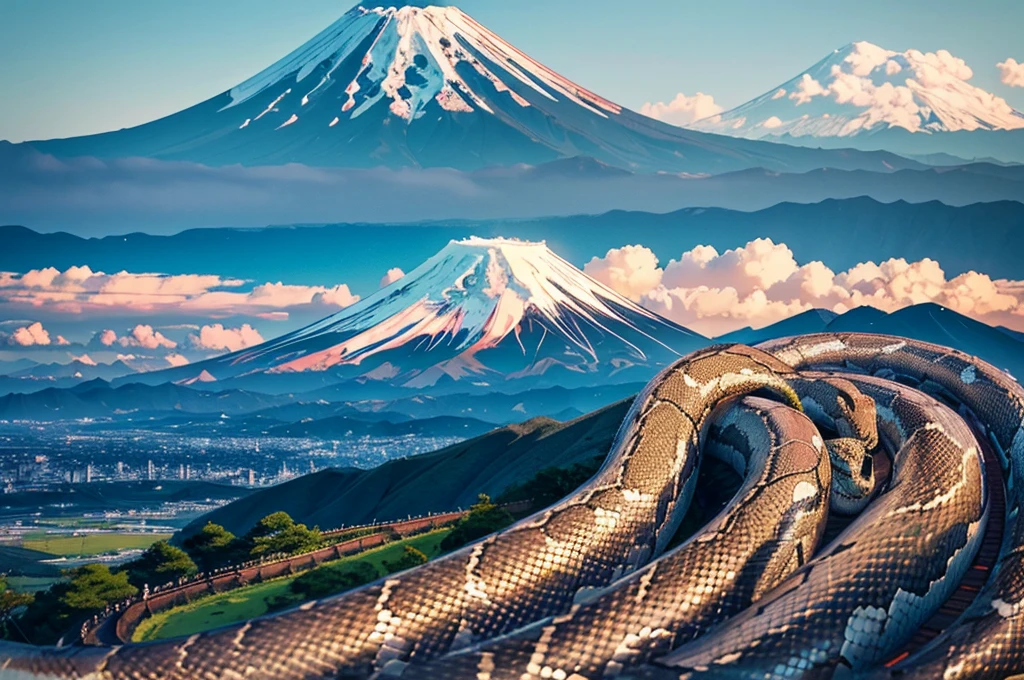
[0,345,805,679]
[398,395,853,680]
[1,335,1023,680]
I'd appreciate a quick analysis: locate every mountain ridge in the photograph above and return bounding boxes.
[17,5,921,175]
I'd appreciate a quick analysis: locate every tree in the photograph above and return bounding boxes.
[497,457,603,510]
[440,495,514,551]
[0,576,33,641]
[245,512,322,558]
[290,561,379,600]
[182,522,240,571]
[122,541,198,589]
[18,565,137,645]
[383,546,428,574]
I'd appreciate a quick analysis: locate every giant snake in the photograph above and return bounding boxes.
[0,335,1021,679]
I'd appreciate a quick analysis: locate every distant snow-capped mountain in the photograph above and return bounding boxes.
[691,42,1024,141]
[145,238,704,393]
[23,5,920,174]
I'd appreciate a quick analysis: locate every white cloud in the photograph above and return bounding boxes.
[98,329,118,346]
[640,92,724,126]
[759,44,1024,135]
[846,41,895,76]
[165,354,190,368]
[590,239,1024,336]
[190,324,264,352]
[790,74,828,105]
[0,265,359,318]
[584,246,664,302]
[762,116,783,129]
[771,88,787,100]
[102,325,177,350]
[9,321,51,346]
[380,268,406,288]
[998,58,1024,87]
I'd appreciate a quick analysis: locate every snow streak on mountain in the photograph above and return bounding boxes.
[691,41,1024,140]
[157,238,703,393]
[25,5,920,174]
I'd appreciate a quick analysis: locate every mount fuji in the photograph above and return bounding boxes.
[138,238,704,394]
[21,4,920,174]
[689,42,1024,163]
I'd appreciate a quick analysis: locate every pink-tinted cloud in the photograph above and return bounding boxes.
[640,92,723,126]
[165,354,190,368]
[100,325,177,350]
[999,58,1024,87]
[8,321,51,346]
[380,268,406,288]
[70,353,97,366]
[0,265,358,318]
[190,324,265,352]
[590,239,1024,336]
[584,245,664,302]
[98,329,118,346]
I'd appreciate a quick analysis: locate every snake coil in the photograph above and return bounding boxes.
[0,334,1021,680]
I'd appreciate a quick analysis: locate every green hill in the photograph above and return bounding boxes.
[179,400,632,540]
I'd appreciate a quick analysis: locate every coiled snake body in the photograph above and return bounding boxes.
[1,335,1022,679]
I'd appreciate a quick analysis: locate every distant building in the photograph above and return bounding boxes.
[147,460,155,481]
[116,461,124,478]
[247,469,256,486]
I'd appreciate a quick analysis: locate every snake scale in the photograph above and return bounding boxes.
[0,334,1021,679]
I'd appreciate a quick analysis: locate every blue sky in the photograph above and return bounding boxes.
[1,0,1022,143]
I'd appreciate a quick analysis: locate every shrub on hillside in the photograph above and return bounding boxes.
[440,495,514,552]
[16,565,136,645]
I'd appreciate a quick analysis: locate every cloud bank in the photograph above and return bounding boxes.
[189,324,265,352]
[587,240,1024,336]
[5,321,69,347]
[640,92,723,126]
[380,268,406,289]
[0,264,358,321]
[999,58,1024,87]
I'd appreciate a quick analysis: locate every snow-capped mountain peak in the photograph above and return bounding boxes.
[25,4,922,174]
[691,41,1024,139]
[172,238,703,391]
[222,3,620,126]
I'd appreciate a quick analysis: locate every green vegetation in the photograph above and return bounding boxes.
[287,561,378,601]
[122,541,198,589]
[0,575,34,640]
[16,564,137,644]
[497,456,603,511]
[245,512,322,558]
[133,529,452,643]
[440,495,514,552]
[382,545,428,573]
[22,532,172,557]
[133,578,293,642]
[182,522,239,571]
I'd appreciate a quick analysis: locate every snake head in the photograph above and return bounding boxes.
[826,437,875,515]
[830,378,880,451]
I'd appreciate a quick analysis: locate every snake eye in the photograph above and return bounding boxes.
[861,454,873,480]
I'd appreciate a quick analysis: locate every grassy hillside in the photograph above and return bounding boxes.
[22,532,172,557]
[180,400,632,540]
[134,530,452,642]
